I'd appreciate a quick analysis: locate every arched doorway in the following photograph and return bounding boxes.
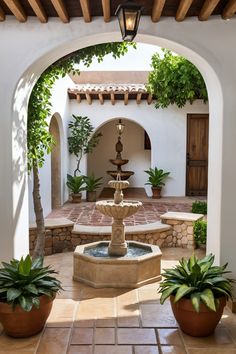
[3,22,231,269]
[49,115,61,209]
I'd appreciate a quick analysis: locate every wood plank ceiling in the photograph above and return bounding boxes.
[0,0,235,23]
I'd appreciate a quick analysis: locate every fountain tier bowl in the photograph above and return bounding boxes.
[73,241,162,288]
[96,200,142,219]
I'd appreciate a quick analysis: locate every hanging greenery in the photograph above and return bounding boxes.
[147,49,208,108]
[27,42,136,258]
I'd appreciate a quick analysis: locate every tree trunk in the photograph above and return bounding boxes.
[32,165,45,259]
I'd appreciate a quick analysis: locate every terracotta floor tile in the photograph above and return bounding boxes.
[138,288,161,303]
[70,328,94,345]
[226,325,236,342]
[187,349,236,354]
[221,308,236,326]
[117,328,157,345]
[96,318,117,327]
[36,328,71,354]
[140,303,177,327]
[157,329,183,345]
[94,327,115,344]
[160,345,187,354]
[0,332,40,353]
[94,345,133,354]
[74,319,94,328]
[182,326,235,348]
[134,345,160,353]
[68,345,93,354]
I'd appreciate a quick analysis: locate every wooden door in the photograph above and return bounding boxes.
[186,114,209,196]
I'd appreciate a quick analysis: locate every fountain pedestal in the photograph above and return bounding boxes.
[109,219,127,256]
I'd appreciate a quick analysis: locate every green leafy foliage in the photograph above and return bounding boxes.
[83,173,103,192]
[159,253,234,312]
[66,174,86,194]
[68,115,102,176]
[147,49,208,108]
[191,200,207,214]
[144,167,170,187]
[194,220,207,247]
[0,255,62,311]
[27,42,135,171]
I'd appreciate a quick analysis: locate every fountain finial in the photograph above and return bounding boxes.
[108,175,129,204]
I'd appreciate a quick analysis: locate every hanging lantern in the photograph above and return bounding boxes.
[115,1,143,42]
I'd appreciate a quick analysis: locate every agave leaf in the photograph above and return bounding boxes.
[174,284,196,302]
[7,288,22,302]
[188,254,197,271]
[24,284,38,295]
[212,286,232,299]
[198,253,214,266]
[190,292,201,312]
[31,257,43,269]
[32,297,40,309]
[19,295,33,312]
[200,288,216,311]
[18,255,32,276]
[160,284,180,304]
[179,258,190,275]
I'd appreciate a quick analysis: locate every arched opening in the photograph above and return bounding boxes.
[87,118,151,197]
[8,27,224,264]
[49,114,62,209]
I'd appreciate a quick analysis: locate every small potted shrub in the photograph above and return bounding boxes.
[194,220,207,249]
[84,173,103,202]
[66,174,86,203]
[144,167,170,198]
[159,253,234,337]
[0,255,62,337]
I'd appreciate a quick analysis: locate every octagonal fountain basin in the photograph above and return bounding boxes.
[73,241,162,288]
[96,200,142,219]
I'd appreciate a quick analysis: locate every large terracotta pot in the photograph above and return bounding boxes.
[0,295,54,338]
[152,187,162,199]
[170,295,226,337]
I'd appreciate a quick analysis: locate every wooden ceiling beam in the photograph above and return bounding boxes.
[3,0,27,22]
[80,0,91,22]
[98,93,104,105]
[124,92,129,105]
[28,0,47,23]
[136,92,142,104]
[85,93,92,104]
[147,94,153,105]
[110,92,115,105]
[101,0,110,22]
[76,94,81,103]
[0,6,5,21]
[176,0,194,21]
[222,0,236,19]
[50,0,69,23]
[152,0,166,22]
[198,0,220,21]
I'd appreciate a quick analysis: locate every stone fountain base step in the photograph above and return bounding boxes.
[73,241,162,288]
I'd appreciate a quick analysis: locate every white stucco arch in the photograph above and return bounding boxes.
[1,19,236,286]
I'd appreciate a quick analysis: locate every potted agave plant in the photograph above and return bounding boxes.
[84,173,103,202]
[66,174,86,203]
[0,255,62,337]
[159,253,234,337]
[144,167,170,198]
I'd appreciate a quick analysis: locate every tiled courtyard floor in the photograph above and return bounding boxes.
[47,197,199,226]
[1,248,236,354]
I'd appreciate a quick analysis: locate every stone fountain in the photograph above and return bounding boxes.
[73,177,162,288]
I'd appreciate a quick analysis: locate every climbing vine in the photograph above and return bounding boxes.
[27,42,135,258]
[147,49,208,108]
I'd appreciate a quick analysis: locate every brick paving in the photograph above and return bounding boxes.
[46,197,195,226]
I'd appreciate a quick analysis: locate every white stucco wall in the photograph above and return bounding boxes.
[0,15,236,289]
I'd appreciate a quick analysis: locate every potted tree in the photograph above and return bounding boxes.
[66,174,86,203]
[0,255,62,338]
[158,253,234,337]
[144,167,170,198]
[83,173,103,202]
